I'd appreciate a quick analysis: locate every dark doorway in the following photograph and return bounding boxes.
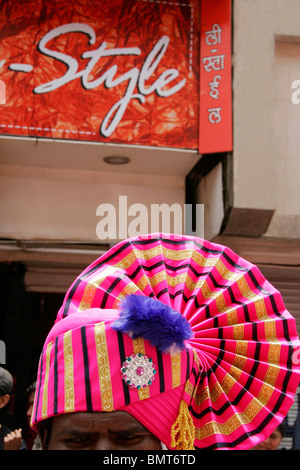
[0,262,64,431]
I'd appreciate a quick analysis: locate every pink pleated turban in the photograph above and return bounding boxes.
[31,233,300,449]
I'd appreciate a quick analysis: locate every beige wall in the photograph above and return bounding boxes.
[0,163,186,243]
[1,1,300,243]
[233,0,300,238]
[196,162,224,240]
[0,134,199,243]
[266,41,300,237]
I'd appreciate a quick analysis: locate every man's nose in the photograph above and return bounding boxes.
[263,437,271,449]
[92,437,115,450]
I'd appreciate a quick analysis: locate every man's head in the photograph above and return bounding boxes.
[26,381,36,425]
[0,367,13,410]
[31,298,197,450]
[252,423,285,450]
[38,410,162,450]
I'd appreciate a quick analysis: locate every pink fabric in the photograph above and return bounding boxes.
[31,233,300,450]
[31,307,195,447]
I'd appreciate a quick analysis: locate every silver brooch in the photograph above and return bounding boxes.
[121,353,157,389]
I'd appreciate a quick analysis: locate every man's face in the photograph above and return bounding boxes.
[40,410,162,450]
[27,391,35,424]
[252,428,283,450]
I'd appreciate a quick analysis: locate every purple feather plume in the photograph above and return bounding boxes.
[112,294,193,354]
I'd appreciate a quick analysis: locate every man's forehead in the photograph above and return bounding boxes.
[51,410,148,432]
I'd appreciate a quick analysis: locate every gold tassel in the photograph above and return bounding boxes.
[170,400,195,450]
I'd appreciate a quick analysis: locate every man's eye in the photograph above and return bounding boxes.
[116,432,144,443]
[64,436,91,447]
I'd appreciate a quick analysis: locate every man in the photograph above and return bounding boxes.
[30,233,300,450]
[37,410,163,450]
[252,423,285,450]
[23,381,40,449]
[0,367,26,450]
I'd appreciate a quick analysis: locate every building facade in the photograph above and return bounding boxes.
[0,0,299,446]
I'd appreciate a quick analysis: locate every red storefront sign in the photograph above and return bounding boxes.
[199,0,232,153]
[0,0,232,153]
